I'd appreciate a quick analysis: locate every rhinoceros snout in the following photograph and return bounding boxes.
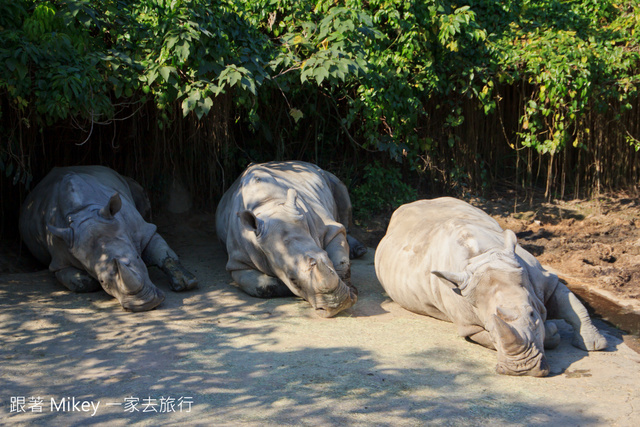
[496,354,550,377]
[110,259,165,311]
[120,285,165,312]
[537,357,550,376]
[313,282,357,318]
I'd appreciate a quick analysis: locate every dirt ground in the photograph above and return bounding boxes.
[483,192,640,305]
[1,204,640,425]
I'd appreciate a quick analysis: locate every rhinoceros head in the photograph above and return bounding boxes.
[239,189,356,317]
[48,192,164,312]
[433,230,549,377]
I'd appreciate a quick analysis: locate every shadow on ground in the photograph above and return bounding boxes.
[1,215,638,426]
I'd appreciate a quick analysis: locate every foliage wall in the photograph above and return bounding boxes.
[2,0,640,234]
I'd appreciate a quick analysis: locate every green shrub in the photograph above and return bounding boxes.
[351,161,417,221]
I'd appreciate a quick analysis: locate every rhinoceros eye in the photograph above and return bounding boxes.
[496,306,519,323]
[530,310,541,325]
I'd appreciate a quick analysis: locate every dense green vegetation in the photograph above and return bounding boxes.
[1,0,640,223]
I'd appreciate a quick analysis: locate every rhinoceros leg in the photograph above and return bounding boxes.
[55,267,101,293]
[142,234,198,292]
[324,235,359,297]
[464,323,561,351]
[325,171,367,260]
[465,330,496,350]
[325,235,350,281]
[231,269,293,298]
[124,176,152,221]
[543,320,561,349]
[347,235,367,260]
[546,282,607,351]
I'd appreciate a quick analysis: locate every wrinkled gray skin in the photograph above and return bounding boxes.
[215,161,367,318]
[19,166,198,312]
[375,197,607,377]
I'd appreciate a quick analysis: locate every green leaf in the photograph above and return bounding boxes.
[147,69,159,86]
[228,70,241,87]
[15,62,28,80]
[301,67,313,84]
[181,91,201,117]
[314,66,329,85]
[290,108,304,123]
[202,96,213,114]
[177,40,190,61]
[159,66,175,83]
[166,36,179,50]
[240,76,256,95]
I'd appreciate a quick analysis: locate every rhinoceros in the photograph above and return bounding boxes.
[19,165,198,311]
[215,161,367,317]
[375,197,607,376]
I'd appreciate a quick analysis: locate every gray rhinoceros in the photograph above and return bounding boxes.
[19,165,198,311]
[375,197,607,377]
[215,161,366,317]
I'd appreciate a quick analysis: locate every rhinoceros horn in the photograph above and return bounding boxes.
[493,313,525,355]
[115,258,144,295]
[309,257,340,291]
[47,224,74,247]
[431,270,470,291]
[99,193,122,220]
[315,257,332,275]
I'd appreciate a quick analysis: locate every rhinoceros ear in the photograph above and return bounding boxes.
[283,189,300,215]
[432,270,470,291]
[47,224,74,248]
[99,193,122,220]
[238,210,264,237]
[503,229,518,253]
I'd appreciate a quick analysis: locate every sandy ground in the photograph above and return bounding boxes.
[2,214,640,426]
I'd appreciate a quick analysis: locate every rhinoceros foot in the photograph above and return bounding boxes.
[161,258,198,292]
[347,235,367,260]
[572,325,608,351]
[254,280,294,298]
[55,267,102,293]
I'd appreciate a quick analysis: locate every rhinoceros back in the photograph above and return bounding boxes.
[19,166,141,267]
[215,161,343,273]
[375,197,558,323]
[375,198,509,320]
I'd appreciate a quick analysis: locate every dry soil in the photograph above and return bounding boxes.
[1,209,640,426]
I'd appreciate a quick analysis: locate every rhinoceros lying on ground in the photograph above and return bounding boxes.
[375,197,607,376]
[19,166,198,311]
[215,161,367,317]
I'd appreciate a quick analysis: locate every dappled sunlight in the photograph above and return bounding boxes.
[1,220,637,425]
